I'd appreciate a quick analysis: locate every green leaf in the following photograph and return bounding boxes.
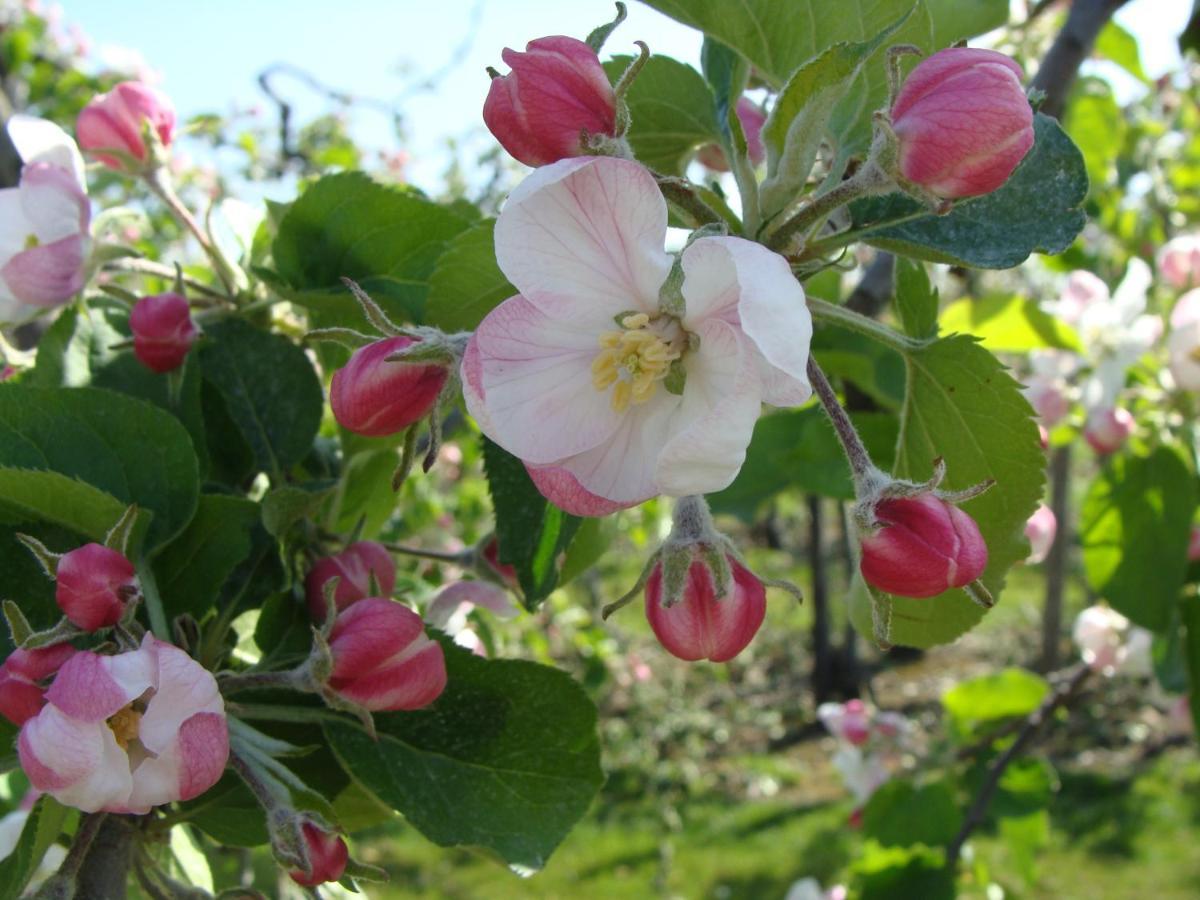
[812,325,907,410]
[330,449,401,540]
[558,516,614,586]
[482,438,583,611]
[885,335,1045,648]
[850,114,1088,269]
[941,668,1049,736]
[894,257,938,340]
[603,54,722,175]
[197,319,323,479]
[862,779,962,847]
[153,494,259,620]
[324,640,603,873]
[1064,77,1125,195]
[709,407,898,518]
[760,10,913,221]
[262,483,334,539]
[0,468,126,544]
[0,523,75,655]
[939,295,1081,352]
[182,774,269,848]
[924,0,1008,46]
[272,172,475,323]
[1080,446,1197,631]
[851,841,955,900]
[1094,21,1149,83]
[0,386,199,552]
[642,0,934,158]
[0,796,72,900]
[423,219,513,333]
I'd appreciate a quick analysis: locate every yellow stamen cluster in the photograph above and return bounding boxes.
[591,313,681,412]
[107,705,142,750]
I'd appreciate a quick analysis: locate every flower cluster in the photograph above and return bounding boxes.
[817,699,910,816]
[1072,605,1152,677]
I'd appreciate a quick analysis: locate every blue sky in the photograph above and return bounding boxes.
[57,0,1193,194]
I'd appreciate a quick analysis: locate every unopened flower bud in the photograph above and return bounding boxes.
[1157,234,1200,290]
[696,97,766,171]
[129,292,197,373]
[480,537,519,592]
[859,494,987,598]
[483,36,617,167]
[305,542,396,622]
[55,543,136,630]
[288,823,349,888]
[330,337,448,438]
[328,598,447,711]
[1189,525,1200,563]
[890,48,1034,199]
[1084,406,1134,455]
[817,699,871,746]
[644,552,766,662]
[77,81,175,170]
[1024,503,1057,565]
[0,644,75,726]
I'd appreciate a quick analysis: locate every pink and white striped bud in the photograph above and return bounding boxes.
[18,635,227,813]
[328,598,447,711]
[890,48,1034,199]
[1084,406,1135,455]
[817,699,872,746]
[0,644,76,727]
[644,553,766,663]
[305,541,396,622]
[76,81,175,170]
[330,337,448,438]
[1024,503,1057,565]
[483,36,617,167]
[289,822,349,888]
[1157,234,1200,290]
[696,98,767,171]
[55,542,137,631]
[129,292,197,373]
[859,494,988,598]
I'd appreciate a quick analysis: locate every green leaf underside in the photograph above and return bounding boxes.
[886,335,1045,648]
[850,115,1089,269]
[324,640,603,873]
[1080,446,1196,632]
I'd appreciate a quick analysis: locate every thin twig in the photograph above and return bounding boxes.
[806,357,877,484]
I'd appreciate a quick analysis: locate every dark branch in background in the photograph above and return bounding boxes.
[844,252,895,317]
[808,495,834,703]
[1039,446,1072,671]
[1031,0,1135,119]
[946,663,1091,867]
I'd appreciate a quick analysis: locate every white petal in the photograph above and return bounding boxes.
[0,187,30,263]
[137,637,223,757]
[1112,257,1151,323]
[19,707,132,814]
[20,164,89,243]
[495,156,672,320]
[7,115,86,190]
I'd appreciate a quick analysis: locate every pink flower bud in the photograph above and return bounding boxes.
[1072,605,1131,675]
[0,644,76,726]
[1024,503,1057,565]
[891,48,1034,199]
[1023,381,1070,427]
[330,337,448,438]
[483,36,617,167]
[859,494,988,598]
[818,699,871,746]
[305,542,396,622]
[644,554,766,662]
[129,292,197,373]
[1084,406,1134,455]
[55,543,137,631]
[1189,526,1200,563]
[289,823,349,887]
[1038,424,1049,450]
[1157,234,1200,290]
[696,98,767,171]
[76,81,175,169]
[481,537,519,592]
[328,598,447,711]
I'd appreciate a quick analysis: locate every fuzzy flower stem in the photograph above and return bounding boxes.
[807,357,878,488]
[145,169,236,296]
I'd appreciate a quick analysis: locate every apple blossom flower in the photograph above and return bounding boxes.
[425,580,520,657]
[129,292,198,373]
[305,541,396,622]
[329,337,448,438]
[76,81,175,170]
[0,644,76,727]
[1021,349,1077,426]
[830,745,890,806]
[1083,406,1135,455]
[1157,234,1200,290]
[696,98,767,171]
[18,634,228,814]
[1167,289,1200,392]
[1072,605,1151,676]
[1045,270,1108,326]
[0,115,91,321]
[890,48,1034,199]
[1024,503,1057,564]
[817,699,871,746]
[785,879,848,900]
[55,542,137,631]
[483,36,616,167]
[463,156,812,514]
[289,822,349,888]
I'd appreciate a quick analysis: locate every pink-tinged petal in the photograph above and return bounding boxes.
[46,649,154,723]
[137,637,223,757]
[891,49,1024,122]
[656,320,763,496]
[682,236,812,407]
[495,157,672,318]
[1170,288,1200,330]
[678,234,740,325]
[426,581,519,632]
[333,637,447,711]
[0,188,28,262]
[19,706,132,813]
[7,114,86,189]
[5,644,77,682]
[467,294,622,463]
[20,163,90,239]
[483,72,552,167]
[125,711,227,813]
[525,463,643,516]
[1,235,89,308]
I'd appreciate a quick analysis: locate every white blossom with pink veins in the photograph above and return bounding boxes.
[0,115,91,322]
[462,156,812,515]
[17,635,228,814]
[1072,605,1152,677]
